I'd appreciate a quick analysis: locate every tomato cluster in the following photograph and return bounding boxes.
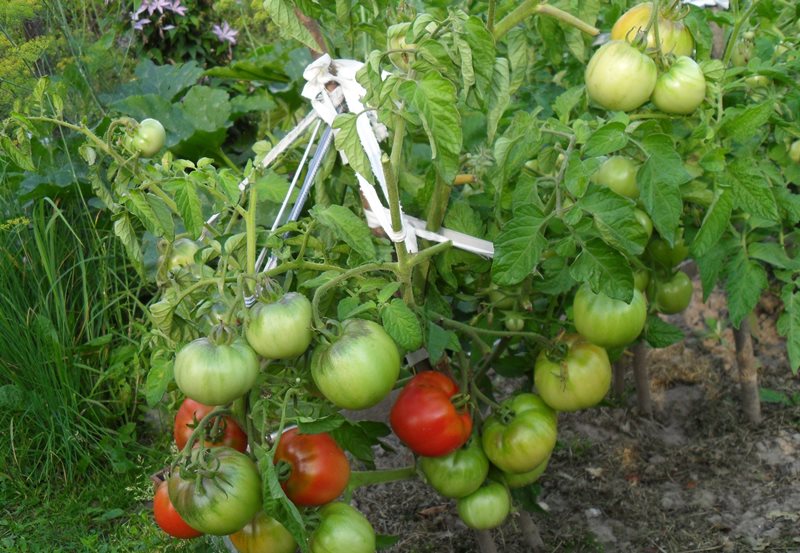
[586,2,706,115]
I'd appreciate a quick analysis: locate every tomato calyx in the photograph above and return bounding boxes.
[315,317,344,343]
[450,392,471,410]
[275,459,293,482]
[207,322,237,346]
[176,405,235,455]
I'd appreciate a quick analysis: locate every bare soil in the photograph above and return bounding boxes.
[352,280,800,553]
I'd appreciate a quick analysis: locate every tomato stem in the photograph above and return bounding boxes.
[173,407,232,465]
[470,382,503,411]
[382,156,414,306]
[492,1,599,41]
[310,262,398,328]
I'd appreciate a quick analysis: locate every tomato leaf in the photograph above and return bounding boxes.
[125,190,167,239]
[398,72,462,184]
[426,321,461,364]
[145,350,173,407]
[577,186,646,256]
[486,57,510,143]
[330,420,391,468]
[777,285,800,374]
[381,299,423,352]
[113,214,144,276]
[297,414,346,435]
[725,250,768,328]
[690,187,733,258]
[726,159,779,222]
[312,205,377,261]
[493,110,543,188]
[462,15,496,101]
[569,238,633,302]
[332,113,374,182]
[173,183,204,239]
[554,85,586,123]
[643,315,683,348]
[696,243,729,302]
[262,0,323,52]
[719,102,773,143]
[506,28,529,94]
[638,134,690,244]
[491,204,547,286]
[583,122,628,157]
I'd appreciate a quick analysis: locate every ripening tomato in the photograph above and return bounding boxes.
[611,2,694,56]
[130,118,166,157]
[229,512,296,553]
[390,371,472,457]
[456,481,511,530]
[572,284,647,348]
[419,438,489,499]
[173,398,247,452]
[173,336,259,406]
[274,427,350,507]
[153,480,202,539]
[168,448,262,536]
[245,292,313,360]
[592,156,639,199]
[651,56,707,115]
[482,393,557,474]
[654,270,693,314]
[310,503,376,553]
[534,334,612,412]
[789,140,800,164]
[311,319,400,410]
[585,41,658,112]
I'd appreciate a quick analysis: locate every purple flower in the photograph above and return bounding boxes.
[211,21,239,45]
[169,0,187,16]
[133,17,150,31]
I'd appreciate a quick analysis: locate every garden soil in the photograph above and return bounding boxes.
[348,278,800,553]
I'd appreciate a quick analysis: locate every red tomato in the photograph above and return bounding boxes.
[173,398,247,452]
[389,371,472,457]
[274,428,351,507]
[153,480,202,539]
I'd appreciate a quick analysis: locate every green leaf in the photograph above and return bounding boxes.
[554,85,585,122]
[180,86,231,132]
[126,59,204,100]
[113,214,144,276]
[696,244,728,301]
[337,297,376,320]
[312,205,377,260]
[377,282,402,304]
[297,414,346,434]
[720,102,773,142]
[462,16,496,100]
[777,285,800,373]
[398,72,463,184]
[569,238,633,302]
[381,299,423,352]
[330,421,390,467]
[204,58,289,83]
[333,113,374,182]
[427,321,461,363]
[486,58,510,143]
[749,243,800,271]
[638,134,691,243]
[145,351,173,407]
[583,122,628,157]
[444,200,484,237]
[0,135,35,172]
[578,186,646,256]
[644,315,684,348]
[505,28,529,94]
[262,0,322,51]
[491,205,547,286]
[726,160,779,222]
[690,187,733,257]
[173,183,204,239]
[377,535,401,550]
[725,250,768,327]
[125,191,167,238]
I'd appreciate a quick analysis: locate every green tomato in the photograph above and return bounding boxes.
[229,511,296,553]
[245,292,313,360]
[456,482,511,530]
[789,140,800,164]
[503,311,525,332]
[611,2,694,57]
[311,319,400,410]
[634,269,651,293]
[651,56,707,115]
[174,337,259,406]
[534,334,612,412]
[497,456,550,489]
[655,270,693,314]
[592,156,639,199]
[168,448,261,536]
[482,393,557,474]
[161,238,200,272]
[419,439,489,499]
[131,118,166,158]
[310,503,375,553]
[646,237,689,269]
[634,208,653,240]
[730,34,754,67]
[585,41,657,112]
[572,284,647,349]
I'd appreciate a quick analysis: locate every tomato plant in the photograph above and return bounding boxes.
[573,284,647,349]
[153,480,202,539]
[173,398,247,452]
[229,512,296,553]
[611,2,693,56]
[168,448,261,535]
[534,334,612,412]
[651,56,707,115]
[245,291,314,360]
[456,481,512,530]
[274,427,350,507]
[390,371,472,457]
[310,319,400,410]
[309,502,375,553]
[654,270,693,314]
[482,393,557,474]
[592,156,639,199]
[173,334,259,406]
[585,40,657,112]
[418,438,489,499]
